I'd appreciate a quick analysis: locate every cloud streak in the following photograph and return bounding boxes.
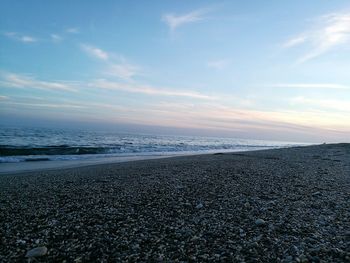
[1,101,85,109]
[284,12,350,63]
[4,32,37,43]
[268,83,350,90]
[66,27,79,34]
[290,96,350,113]
[128,101,350,141]
[0,72,78,92]
[91,79,215,100]
[80,43,141,80]
[107,63,140,80]
[51,34,63,43]
[80,44,109,60]
[162,9,209,31]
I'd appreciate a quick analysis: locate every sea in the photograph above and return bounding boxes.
[0,127,308,164]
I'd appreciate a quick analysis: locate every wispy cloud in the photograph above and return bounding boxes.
[20,36,36,42]
[0,72,78,92]
[107,63,140,80]
[162,8,209,31]
[290,96,350,112]
[80,44,141,80]
[91,79,215,100]
[268,83,350,90]
[1,101,85,109]
[80,44,109,60]
[51,34,63,43]
[4,32,37,43]
[207,59,230,70]
[283,36,307,48]
[66,27,79,34]
[284,12,350,63]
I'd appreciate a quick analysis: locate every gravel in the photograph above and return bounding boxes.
[0,143,349,262]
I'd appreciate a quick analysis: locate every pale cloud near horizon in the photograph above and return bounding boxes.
[202,105,350,133]
[284,12,350,63]
[1,70,214,100]
[4,32,37,43]
[91,79,216,100]
[2,72,349,140]
[162,8,209,31]
[0,95,133,112]
[135,101,350,139]
[80,44,109,60]
[0,72,78,92]
[1,100,85,109]
[290,96,350,113]
[2,70,349,136]
[267,83,350,90]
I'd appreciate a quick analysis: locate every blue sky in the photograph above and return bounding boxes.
[1,0,350,142]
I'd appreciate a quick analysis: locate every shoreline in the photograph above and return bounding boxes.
[0,154,176,175]
[0,143,349,262]
[0,146,295,175]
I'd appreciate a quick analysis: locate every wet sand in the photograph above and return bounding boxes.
[0,144,349,262]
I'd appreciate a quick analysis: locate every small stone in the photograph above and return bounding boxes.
[298,254,308,263]
[311,256,320,263]
[239,228,246,237]
[254,234,263,242]
[196,203,204,209]
[255,218,266,226]
[25,246,47,258]
[16,239,26,245]
[132,244,140,251]
[191,235,200,241]
[283,255,293,263]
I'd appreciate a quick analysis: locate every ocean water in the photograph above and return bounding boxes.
[0,127,307,163]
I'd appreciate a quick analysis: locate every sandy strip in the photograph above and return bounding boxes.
[0,144,349,262]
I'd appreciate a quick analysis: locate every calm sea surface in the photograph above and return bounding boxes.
[0,127,308,163]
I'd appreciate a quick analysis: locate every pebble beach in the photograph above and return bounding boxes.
[0,144,349,262]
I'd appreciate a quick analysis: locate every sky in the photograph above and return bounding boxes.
[1,0,350,143]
